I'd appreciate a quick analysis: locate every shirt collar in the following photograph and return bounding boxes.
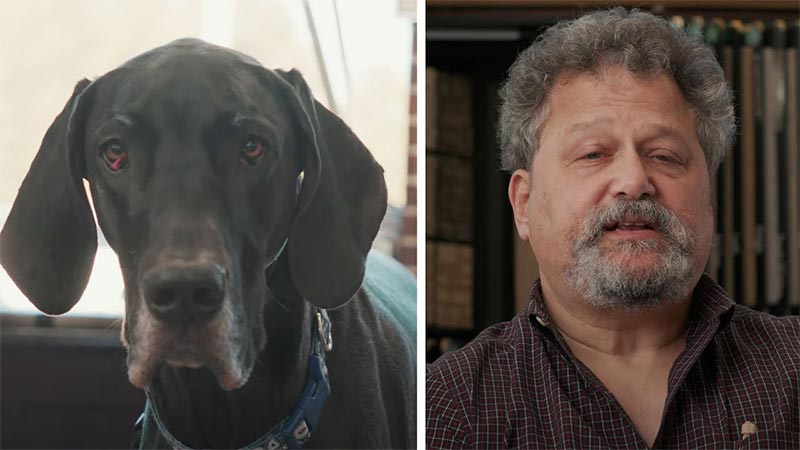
[526,274,736,331]
[525,279,550,328]
[689,274,737,326]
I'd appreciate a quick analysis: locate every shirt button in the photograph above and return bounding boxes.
[535,315,548,326]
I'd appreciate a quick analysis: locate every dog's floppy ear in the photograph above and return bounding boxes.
[0,79,98,315]
[271,69,387,309]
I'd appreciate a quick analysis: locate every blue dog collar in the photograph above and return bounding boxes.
[137,309,332,450]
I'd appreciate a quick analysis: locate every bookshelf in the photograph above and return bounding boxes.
[428,0,798,9]
[425,37,522,362]
[426,1,800,362]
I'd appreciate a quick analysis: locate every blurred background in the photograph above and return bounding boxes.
[0,1,416,448]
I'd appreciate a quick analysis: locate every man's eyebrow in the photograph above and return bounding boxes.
[639,124,693,147]
[564,120,693,145]
[564,118,612,135]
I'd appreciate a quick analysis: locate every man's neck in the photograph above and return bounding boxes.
[538,274,691,358]
[538,273,696,447]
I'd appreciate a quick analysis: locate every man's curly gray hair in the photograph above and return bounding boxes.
[498,7,735,174]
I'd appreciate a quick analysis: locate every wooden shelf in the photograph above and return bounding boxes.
[428,2,798,32]
[428,0,799,10]
[426,326,478,340]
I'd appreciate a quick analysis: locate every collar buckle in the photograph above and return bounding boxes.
[316,309,333,352]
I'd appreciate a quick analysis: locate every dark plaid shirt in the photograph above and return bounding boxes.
[426,275,800,449]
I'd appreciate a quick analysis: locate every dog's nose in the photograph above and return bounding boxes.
[141,263,226,324]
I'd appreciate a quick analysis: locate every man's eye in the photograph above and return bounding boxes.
[583,151,603,160]
[652,153,679,164]
[100,139,129,171]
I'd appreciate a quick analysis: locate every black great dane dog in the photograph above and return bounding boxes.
[0,39,416,449]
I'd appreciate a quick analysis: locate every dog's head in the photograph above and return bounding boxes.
[0,39,386,390]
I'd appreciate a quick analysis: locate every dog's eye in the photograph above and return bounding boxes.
[100,140,129,171]
[240,138,266,166]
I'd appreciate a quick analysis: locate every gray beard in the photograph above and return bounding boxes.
[565,200,697,311]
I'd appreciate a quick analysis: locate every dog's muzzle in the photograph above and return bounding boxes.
[127,259,250,390]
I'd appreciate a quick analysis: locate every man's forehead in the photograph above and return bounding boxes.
[555,62,667,85]
[544,68,695,130]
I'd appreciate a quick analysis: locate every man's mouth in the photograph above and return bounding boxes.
[603,218,657,232]
[575,200,696,260]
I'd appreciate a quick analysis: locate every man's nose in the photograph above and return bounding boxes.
[608,150,656,200]
[140,262,226,325]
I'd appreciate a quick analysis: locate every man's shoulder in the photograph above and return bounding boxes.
[427,314,528,383]
[728,305,800,332]
[722,305,800,358]
[426,312,535,409]
[426,315,533,448]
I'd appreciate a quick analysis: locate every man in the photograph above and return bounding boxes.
[426,8,799,449]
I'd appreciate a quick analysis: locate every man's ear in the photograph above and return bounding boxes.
[0,79,98,315]
[508,169,532,241]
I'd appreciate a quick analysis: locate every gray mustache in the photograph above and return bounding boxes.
[577,200,694,252]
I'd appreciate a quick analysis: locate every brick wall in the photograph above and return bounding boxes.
[397,23,417,273]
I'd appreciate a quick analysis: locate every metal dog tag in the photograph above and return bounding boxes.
[316,310,333,352]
